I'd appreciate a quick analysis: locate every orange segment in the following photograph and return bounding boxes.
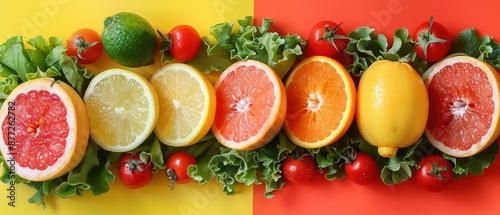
[212,60,286,150]
[284,56,356,148]
[423,55,500,157]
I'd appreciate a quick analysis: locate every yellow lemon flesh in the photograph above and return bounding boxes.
[356,60,429,158]
[83,68,159,152]
[150,63,216,147]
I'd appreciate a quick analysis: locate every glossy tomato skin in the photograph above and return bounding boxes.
[305,21,349,59]
[281,154,316,184]
[415,155,454,192]
[344,152,379,185]
[166,152,197,185]
[66,28,103,64]
[118,153,154,189]
[168,25,201,62]
[413,17,452,63]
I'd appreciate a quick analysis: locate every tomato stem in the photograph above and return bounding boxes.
[318,21,349,52]
[123,154,147,172]
[427,159,449,180]
[66,36,99,60]
[166,168,178,190]
[157,29,173,52]
[415,16,448,60]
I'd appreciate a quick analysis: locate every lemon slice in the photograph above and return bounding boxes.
[83,68,159,152]
[150,63,216,147]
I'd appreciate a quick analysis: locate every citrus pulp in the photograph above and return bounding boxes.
[283,56,356,148]
[0,78,89,181]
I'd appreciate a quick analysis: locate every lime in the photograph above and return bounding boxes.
[101,12,157,68]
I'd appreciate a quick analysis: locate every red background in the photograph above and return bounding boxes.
[253,0,500,214]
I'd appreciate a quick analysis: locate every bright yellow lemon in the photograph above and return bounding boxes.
[356,60,429,158]
[150,63,216,147]
[83,68,159,152]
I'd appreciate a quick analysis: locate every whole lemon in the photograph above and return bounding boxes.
[101,12,157,68]
[356,60,429,158]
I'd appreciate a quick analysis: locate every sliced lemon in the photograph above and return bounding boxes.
[150,63,216,147]
[83,68,159,152]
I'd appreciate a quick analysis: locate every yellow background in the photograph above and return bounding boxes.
[0,0,254,214]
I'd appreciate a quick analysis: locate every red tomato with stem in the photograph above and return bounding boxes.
[158,25,201,62]
[118,153,154,189]
[415,154,454,192]
[344,151,380,185]
[281,152,316,184]
[166,152,197,189]
[305,21,349,59]
[413,16,452,63]
[66,28,103,64]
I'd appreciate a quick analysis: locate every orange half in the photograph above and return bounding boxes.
[283,56,356,148]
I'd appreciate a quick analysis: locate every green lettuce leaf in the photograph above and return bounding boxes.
[187,16,305,78]
[53,141,115,198]
[188,131,293,198]
[449,28,500,69]
[378,139,420,185]
[345,27,425,76]
[0,36,36,82]
[444,142,498,178]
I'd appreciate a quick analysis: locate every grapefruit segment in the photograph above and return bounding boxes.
[212,60,286,150]
[423,55,500,157]
[0,78,89,181]
[283,56,356,148]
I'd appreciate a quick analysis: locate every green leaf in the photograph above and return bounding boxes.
[345,27,420,75]
[379,139,421,185]
[449,28,483,57]
[188,16,304,79]
[139,136,166,171]
[0,36,36,82]
[0,74,20,106]
[186,42,235,74]
[444,142,498,178]
[449,28,500,69]
[87,159,115,196]
[26,182,46,209]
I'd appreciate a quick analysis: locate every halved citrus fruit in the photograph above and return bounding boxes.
[423,55,500,157]
[83,68,159,152]
[212,60,286,150]
[0,78,89,181]
[150,63,216,147]
[283,56,356,148]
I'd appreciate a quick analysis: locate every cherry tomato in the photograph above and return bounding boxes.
[305,21,349,59]
[66,28,103,64]
[281,153,316,184]
[166,152,197,189]
[415,155,454,192]
[413,16,452,63]
[344,152,379,185]
[158,25,201,62]
[118,153,154,189]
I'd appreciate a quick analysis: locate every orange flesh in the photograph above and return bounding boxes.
[286,61,347,142]
[1,90,68,170]
[213,65,275,142]
[427,62,494,150]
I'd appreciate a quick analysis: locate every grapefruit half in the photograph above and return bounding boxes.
[212,60,286,150]
[423,55,500,157]
[0,78,89,181]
